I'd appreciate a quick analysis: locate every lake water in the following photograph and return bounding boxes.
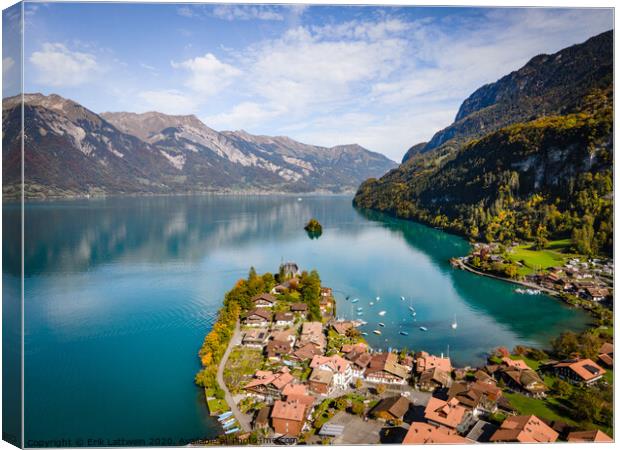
[4,195,591,445]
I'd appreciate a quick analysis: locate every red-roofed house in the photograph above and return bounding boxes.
[424,397,469,432]
[415,351,452,374]
[490,415,558,443]
[567,429,613,442]
[552,358,606,385]
[244,368,294,401]
[271,399,310,437]
[310,355,353,389]
[403,423,471,444]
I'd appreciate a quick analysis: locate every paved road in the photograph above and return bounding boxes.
[216,320,252,432]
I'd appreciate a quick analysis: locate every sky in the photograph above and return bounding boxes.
[4,2,614,161]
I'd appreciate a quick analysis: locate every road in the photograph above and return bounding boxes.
[216,320,252,432]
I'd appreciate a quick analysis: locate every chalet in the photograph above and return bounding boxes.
[243,309,272,327]
[252,293,276,308]
[270,278,299,294]
[292,342,323,362]
[271,399,309,437]
[415,351,452,374]
[404,423,471,444]
[447,381,503,416]
[253,406,271,430]
[370,395,410,422]
[290,303,308,314]
[298,322,325,350]
[270,328,296,346]
[598,342,613,368]
[567,430,613,442]
[274,312,295,327]
[308,369,333,395]
[584,286,610,302]
[497,368,547,397]
[244,368,294,401]
[424,397,469,432]
[266,340,293,361]
[242,328,270,348]
[418,367,452,391]
[490,415,558,443]
[344,350,372,378]
[331,320,355,335]
[365,352,409,385]
[310,355,353,389]
[551,358,606,385]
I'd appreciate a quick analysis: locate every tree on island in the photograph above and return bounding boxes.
[304,218,323,238]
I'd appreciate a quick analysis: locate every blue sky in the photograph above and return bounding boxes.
[6,2,614,160]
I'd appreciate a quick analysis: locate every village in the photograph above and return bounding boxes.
[204,263,613,445]
[454,242,613,306]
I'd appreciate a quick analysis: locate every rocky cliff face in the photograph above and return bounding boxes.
[2,95,396,198]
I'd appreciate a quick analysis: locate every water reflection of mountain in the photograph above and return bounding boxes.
[12,196,362,276]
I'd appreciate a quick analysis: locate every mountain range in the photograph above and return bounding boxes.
[354,30,613,254]
[2,95,396,199]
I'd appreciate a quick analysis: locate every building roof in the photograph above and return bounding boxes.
[254,405,271,427]
[465,420,499,443]
[310,355,351,374]
[245,368,294,391]
[490,415,559,443]
[366,352,409,380]
[243,328,269,342]
[270,328,296,342]
[309,368,333,385]
[302,321,323,335]
[501,357,530,370]
[567,430,613,442]
[553,358,606,382]
[293,343,323,361]
[244,309,272,321]
[403,422,470,444]
[331,321,355,335]
[252,293,276,304]
[424,397,467,429]
[291,303,308,311]
[271,399,307,422]
[419,367,452,388]
[274,312,294,322]
[500,368,547,393]
[371,395,410,419]
[416,351,452,373]
[266,340,293,357]
[319,424,344,437]
[599,342,614,355]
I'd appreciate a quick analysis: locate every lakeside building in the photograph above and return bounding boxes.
[309,355,353,390]
[490,415,559,443]
[447,380,503,417]
[549,358,606,385]
[365,352,409,385]
[244,368,295,401]
[252,293,276,308]
[243,309,272,327]
[496,367,547,398]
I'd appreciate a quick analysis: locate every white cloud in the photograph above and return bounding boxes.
[171,53,241,97]
[203,102,284,130]
[29,43,100,87]
[212,5,284,21]
[137,89,198,115]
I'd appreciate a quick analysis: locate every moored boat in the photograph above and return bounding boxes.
[373,330,382,335]
[419,326,428,331]
[378,322,385,327]
[378,310,386,316]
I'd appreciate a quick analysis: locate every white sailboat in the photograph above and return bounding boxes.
[451,314,458,330]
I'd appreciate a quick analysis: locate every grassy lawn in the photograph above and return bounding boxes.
[223,346,264,394]
[503,392,576,426]
[205,389,229,416]
[507,240,571,274]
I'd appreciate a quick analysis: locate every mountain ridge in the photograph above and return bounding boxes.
[3,94,396,199]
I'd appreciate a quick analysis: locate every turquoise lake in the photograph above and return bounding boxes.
[4,195,591,445]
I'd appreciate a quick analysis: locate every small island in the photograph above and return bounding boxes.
[304,218,323,233]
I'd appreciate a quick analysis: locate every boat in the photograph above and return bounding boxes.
[378,322,385,327]
[297,197,302,202]
[361,332,368,336]
[345,295,350,301]
[222,419,236,428]
[369,302,374,306]
[408,306,415,312]
[224,428,240,435]
[218,411,233,421]
[399,331,409,336]
[351,298,359,303]
[356,307,364,311]
[451,314,458,330]
[378,310,386,316]
[400,296,405,301]
[373,330,382,335]
[376,296,381,301]
[412,311,417,317]
[357,312,364,316]
[358,320,368,325]
[419,326,428,331]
